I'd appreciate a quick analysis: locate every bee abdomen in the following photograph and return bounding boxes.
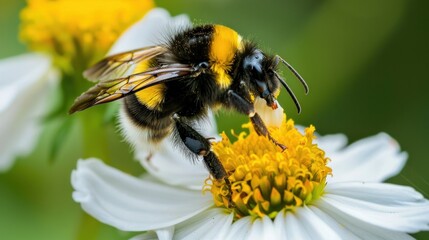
[121,94,173,145]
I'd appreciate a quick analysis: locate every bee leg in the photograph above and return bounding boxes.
[227,90,256,117]
[204,151,233,208]
[172,115,227,180]
[173,115,233,206]
[228,90,287,151]
[250,113,287,151]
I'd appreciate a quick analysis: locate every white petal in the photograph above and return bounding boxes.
[314,133,348,155]
[71,159,213,231]
[325,182,425,205]
[307,206,360,240]
[156,226,175,240]
[174,208,233,240]
[297,206,359,240]
[254,97,284,127]
[131,226,174,240]
[109,8,191,55]
[0,53,58,171]
[327,133,407,183]
[224,216,253,240]
[131,232,158,240]
[137,138,209,190]
[312,203,412,240]
[274,208,359,240]
[283,211,312,240]
[273,211,287,240]
[316,196,414,240]
[247,216,277,240]
[319,182,429,234]
[120,106,218,189]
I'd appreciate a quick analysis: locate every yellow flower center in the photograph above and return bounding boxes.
[208,116,331,219]
[20,0,154,72]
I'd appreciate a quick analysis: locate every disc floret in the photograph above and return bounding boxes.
[208,116,331,219]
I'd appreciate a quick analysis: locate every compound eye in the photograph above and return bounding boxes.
[244,50,264,79]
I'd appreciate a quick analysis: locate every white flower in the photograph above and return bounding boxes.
[72,130,429,239]
[0,53,58,171]
[71,8,429,240]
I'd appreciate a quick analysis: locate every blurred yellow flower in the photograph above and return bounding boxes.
[0,1,156,172]
[20,0,154,72]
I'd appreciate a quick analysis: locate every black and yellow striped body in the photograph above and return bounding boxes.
[123,24,244,143]
[72,21,307,183]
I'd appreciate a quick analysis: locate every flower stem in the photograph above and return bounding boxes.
[76,105,111,239]
[80,108,111,161]
[65,70,112,240]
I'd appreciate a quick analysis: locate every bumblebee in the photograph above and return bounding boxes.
[70,24,308,182]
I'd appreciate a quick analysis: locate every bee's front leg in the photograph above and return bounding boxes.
[227,89,286,151]
[249,113,287,151]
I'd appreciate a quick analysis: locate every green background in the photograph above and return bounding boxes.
[1,0,428,239]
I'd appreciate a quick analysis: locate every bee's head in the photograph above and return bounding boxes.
[242,48,309,113]
[243,49,281,110]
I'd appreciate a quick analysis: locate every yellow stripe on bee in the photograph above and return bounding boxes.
[210,25,243,89]
[135,84,165,110]
[133,61,165,110]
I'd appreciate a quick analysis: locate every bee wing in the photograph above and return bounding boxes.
[70,64,196,114]
[84,46,168,82]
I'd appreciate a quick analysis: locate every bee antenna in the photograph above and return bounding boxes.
[274,71,302,114]
[276,55,309,94]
